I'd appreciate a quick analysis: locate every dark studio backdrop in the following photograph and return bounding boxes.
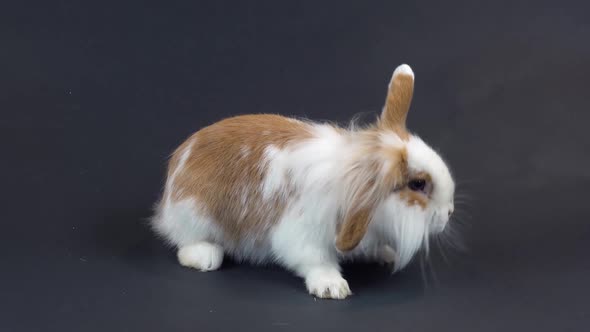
[2,1,589,331]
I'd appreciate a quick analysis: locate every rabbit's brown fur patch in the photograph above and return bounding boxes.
[167,114,313,242]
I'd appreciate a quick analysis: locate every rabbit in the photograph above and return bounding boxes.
[151,64,455,299]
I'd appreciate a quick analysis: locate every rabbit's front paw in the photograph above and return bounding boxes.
[305,267,351,299]
[378,244,399,269]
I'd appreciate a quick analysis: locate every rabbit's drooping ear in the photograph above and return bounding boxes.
[336,150,408,251]
[336,197,374,252]
[380,64,415,139]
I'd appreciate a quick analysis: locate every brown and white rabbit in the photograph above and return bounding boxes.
[152,64,455,299]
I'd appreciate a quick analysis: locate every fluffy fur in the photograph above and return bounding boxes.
[151,64,455,299]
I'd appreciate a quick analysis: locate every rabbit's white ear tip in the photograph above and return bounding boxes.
[393,64,414,78]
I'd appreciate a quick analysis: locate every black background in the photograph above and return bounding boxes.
[2,1,590,331]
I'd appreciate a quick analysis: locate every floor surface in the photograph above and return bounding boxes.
[2,1,589,331]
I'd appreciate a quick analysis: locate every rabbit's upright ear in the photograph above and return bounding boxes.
[379,64,414,140]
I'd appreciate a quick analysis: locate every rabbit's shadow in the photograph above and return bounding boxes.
[93,208,428,305]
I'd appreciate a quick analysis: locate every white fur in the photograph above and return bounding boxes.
[268,125,353,294]
[152,122,455,299]
[178,242,223,271]
[379,132,404,147]
[305,266,351,299]
[406,136,455,229]
[393,64,414,79]
[371,196,430,271]
[378,245,399,266]
[260,145,287,200]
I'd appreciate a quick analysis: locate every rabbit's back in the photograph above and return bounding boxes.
[153,114,314,259]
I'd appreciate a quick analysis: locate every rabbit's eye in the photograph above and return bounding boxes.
[408,179,426,192]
